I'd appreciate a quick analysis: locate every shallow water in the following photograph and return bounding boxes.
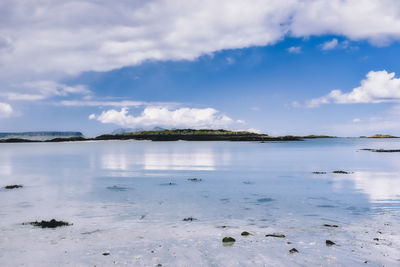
[0,139,399,266]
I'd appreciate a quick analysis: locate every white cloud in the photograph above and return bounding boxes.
[321,38,338,50]
[1,81,90,101]
[1,0,400,84]
[59,100,178,108]
[287,46,302,53]
[226,57,235,64]
[305,70,400,107]
[89,107,237,128]
[0,102,14,118]
[352,118,361,123]
[246,128,262,134]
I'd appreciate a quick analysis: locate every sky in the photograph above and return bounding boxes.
[1,0,400,137]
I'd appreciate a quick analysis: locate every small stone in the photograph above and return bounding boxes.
[326,240,336,246]
[102,252,110,256]
[241,231,251,236]
[289,248,299,254]
[373,238,379,241]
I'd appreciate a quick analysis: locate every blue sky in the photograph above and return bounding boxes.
[1,1,400,136]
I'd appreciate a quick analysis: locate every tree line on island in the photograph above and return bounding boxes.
[0,129,397,143]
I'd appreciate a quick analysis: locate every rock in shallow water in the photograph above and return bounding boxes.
[289,248,299,254]
[326,240,336,246]
[25,219,72,228]
[183,217,197,221]
[265,234,285,238]
[4,184,23,189]
[222,237,236,246]
[241,231,251,236]
[323,224,339,228]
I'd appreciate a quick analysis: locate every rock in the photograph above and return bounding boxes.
[289,248,299,254]
[188,178,202,182]
[183,217,197,221]
[312,172,326,174]
[222,237,236,246]
[241,231,251,236]
[323,224,339,228]
[25,219,72,228]
[265,234,285,238]
[326,240,336,246]
[4,184,23,189]
[373,238,379,241]
[102,252,110,256]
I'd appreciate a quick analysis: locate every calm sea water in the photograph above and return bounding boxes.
[0,139,399,266]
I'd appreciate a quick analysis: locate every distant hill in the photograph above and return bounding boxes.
[0,131,84,141]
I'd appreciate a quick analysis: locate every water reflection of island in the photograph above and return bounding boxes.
[101,146,232,172]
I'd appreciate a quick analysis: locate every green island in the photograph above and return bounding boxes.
[0,129,337,143]
[368,134,399,138]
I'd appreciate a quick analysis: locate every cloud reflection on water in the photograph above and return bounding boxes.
[333,171,400,203]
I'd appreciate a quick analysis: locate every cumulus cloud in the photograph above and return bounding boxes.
[305,70,400,107]
[1,0,400,83]
[89,107,238,128]
[0,102,14,118]
[321,38,338,50]
[287,46,302,53]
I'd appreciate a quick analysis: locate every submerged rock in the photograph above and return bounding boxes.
[4,184,23,189]
[26,219,72,228]
[326,240,336,246]
[265,234,285,238]
[241,231,251,236]
[222,237,236,246]
[257,197,274,203]
[312,172,327,174]
[289,248,299,254]
[183,217,197,221]
[106,185,128,191]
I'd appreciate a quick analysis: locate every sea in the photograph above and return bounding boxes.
[0,138,399,266]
